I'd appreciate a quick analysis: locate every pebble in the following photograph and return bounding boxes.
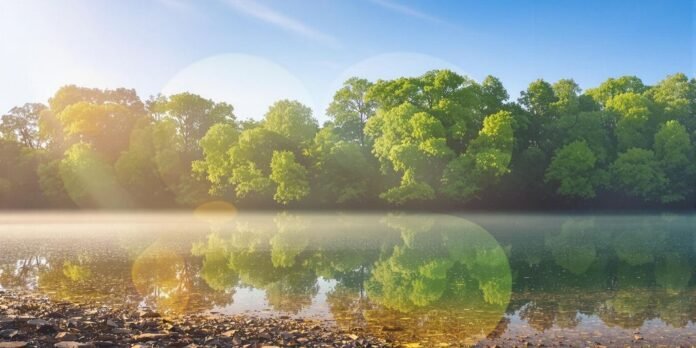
[0,342,27,348]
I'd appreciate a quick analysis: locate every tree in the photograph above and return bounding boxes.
[270,151,310,204]
[555,111,614,164]
[228,128,294,199]
[59,143,131,208]
[114,122,171,206]
[367,70,483,147]
[365,103,453,204]
[653,120,695,202]
[610,148,666,202]
[193,123,239,195]
[585,76,646,105]
[646,73,695,136]
[605,92,654,151]
[263,100,317,146]
[441,111,514,201]
[479,75,509,116]
[149,93,235,156]
[551,79,581,117]
[0,140,43,208]
[0,103,47,149]
[306,127,376,204]
[646,73,692,118]
[519,79,557,118]
[545,141,607,199]
[326,77,376,145]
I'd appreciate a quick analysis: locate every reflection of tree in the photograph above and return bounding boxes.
[133,239,235,315]
[4,213,696,343]
[191,233,239,292]
[364,214,512,345]
[226,217,319,314]
[612,220,666,266]
[0,255,47,289]
[599,264,653,329]
[505,215,696,332]
[545,219,597,275]
[655,252,692,294]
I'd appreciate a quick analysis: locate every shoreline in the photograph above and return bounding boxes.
[0,290,388,348]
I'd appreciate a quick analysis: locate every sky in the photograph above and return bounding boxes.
[0,0,693,121]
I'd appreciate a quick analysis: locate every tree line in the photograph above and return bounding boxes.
[1,71,694,209]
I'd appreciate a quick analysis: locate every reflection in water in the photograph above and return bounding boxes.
[0,213,695,345]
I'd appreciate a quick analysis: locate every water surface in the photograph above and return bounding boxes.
[1,212,694,345]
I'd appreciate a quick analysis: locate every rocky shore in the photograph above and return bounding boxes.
[0,290,389,348]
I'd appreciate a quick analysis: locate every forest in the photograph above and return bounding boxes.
[0,71,694,210]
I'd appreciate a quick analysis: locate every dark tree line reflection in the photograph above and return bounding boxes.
[1,214,695,343]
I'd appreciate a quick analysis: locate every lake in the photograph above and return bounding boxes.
[1,212,695,346]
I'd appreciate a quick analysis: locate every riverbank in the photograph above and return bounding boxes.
[0,290,389,347]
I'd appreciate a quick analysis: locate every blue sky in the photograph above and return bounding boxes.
[0,0,693,121]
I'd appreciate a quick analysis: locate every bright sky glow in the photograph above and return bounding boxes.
[0,0,693,121]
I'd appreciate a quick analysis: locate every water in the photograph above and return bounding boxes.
[0,212,694,345]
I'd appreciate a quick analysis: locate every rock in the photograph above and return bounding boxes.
[138,311,160,319]
[56,332,79,341]
[0,330,18,339]
[0,342,28,348]
[26,319,49,326]
[54,342,95,348]
[37,324,58,335]
[221,330,236,337]
[132,332,169,341]
[111,328,131,334]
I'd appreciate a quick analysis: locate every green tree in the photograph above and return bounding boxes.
[193,123,239,195]
[263,100,318,145]
[306,127,376,204]
[59,143,131,208]
[326,77,376,145]
[645,73,693,122]
[0,103,47,149]
[545,140,607,199]
[586,76,646,105]
[479,75,509,116]
[610,148,666,201]
[365,103,453,204]
[114,122,171,206]
[270,151,310,204]
[605,92,654,151]
[228,127,293,199]
[149,93,235,156]
[653,120,695,202]
[519,79,557,118]
[441,111,514,201]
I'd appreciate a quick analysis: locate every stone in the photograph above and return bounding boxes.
[26,319,49,326]
[111,328,131,335]
[55,332,79,341]
[54,342,95,348]
[0,342,27,348]
[132,333,168,341]
[0,330,18,339]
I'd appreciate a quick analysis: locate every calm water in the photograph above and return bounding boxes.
[0,212,695,345]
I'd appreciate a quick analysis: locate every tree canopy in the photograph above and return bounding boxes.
[0,71,694,209]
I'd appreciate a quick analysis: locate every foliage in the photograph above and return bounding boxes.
[0,72,695,209]
[545,141,607,199]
